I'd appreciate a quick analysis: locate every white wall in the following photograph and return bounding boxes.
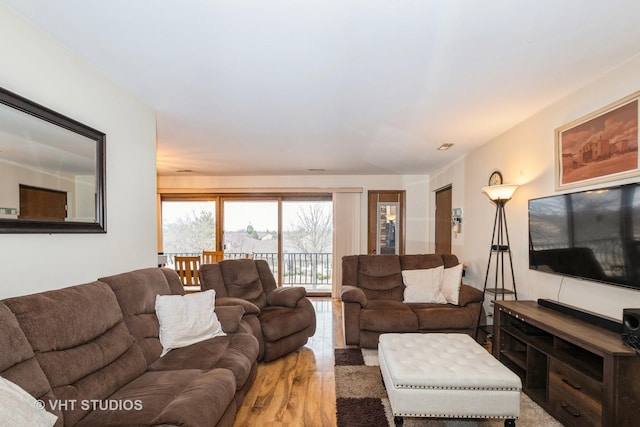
[431,54,640,321]
[429,156,467,256]
[74,175,96,221]
[158,174,431,254]
[0,4,158,298]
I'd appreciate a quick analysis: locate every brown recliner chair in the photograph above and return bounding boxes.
[200,259,316,362]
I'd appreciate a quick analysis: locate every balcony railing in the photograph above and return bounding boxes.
[163,252,332,290]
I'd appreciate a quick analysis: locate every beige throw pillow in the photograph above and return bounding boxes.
[402,266,447,304]
[155,289,226,356]
[442,263,463,305]
[0,376,58,427]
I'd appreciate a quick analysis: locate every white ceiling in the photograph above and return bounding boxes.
[4,0,640,176]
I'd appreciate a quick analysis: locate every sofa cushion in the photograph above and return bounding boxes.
[402,267,447,303]
[341,255,359,286]
[266,286,306,307]
[259,305,311,341]
[409,303,477,330]
[155,290,226,357]
[0,303,62,425]
[360,300,418,332]
[399,254,445,270]
[198,263,228,297]
[356,255,404,301]
[262,329,310,362]
[149,333,259,391]
[458,284,484,307]
[3,282,148,426]
[216,297,261,315]
[75,368,236,427]
[255,259,279,294]
[441,254,460,268]
[214,304,245,333]
[218,259,268,309]
[340,285,367,306]
[99,268,184,365]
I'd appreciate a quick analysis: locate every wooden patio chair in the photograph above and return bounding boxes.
[174,255,201,292]
[202,250,224,264]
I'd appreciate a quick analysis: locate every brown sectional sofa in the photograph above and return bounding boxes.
[341,254,485,348]
[0,267,260,427]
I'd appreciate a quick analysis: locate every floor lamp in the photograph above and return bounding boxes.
[475,184,519,340]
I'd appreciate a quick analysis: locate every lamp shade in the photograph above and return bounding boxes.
[482,184,518,202]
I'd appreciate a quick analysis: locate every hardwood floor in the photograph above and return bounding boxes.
[234,298,344,427]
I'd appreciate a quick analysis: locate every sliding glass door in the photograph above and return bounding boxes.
[160,194,332,295]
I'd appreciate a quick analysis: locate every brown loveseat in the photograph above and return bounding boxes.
[200,259,316,362]
[341,254,484,348]
[0,267,260,426]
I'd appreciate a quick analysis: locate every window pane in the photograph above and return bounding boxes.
[377,202,399,254]
[162,201,216,265]
[282,200,333,292]
[223,200,279,275]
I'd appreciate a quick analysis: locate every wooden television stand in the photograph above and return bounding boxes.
[493,300,640,427]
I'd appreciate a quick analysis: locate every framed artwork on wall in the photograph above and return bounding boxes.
[555,91,639,190]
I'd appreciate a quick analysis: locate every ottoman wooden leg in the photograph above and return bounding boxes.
[504,419,516,427]
[393,415,403,426]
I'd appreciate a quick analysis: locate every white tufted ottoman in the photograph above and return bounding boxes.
[379,333,521,427]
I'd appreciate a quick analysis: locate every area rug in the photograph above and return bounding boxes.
[334,348,562,427]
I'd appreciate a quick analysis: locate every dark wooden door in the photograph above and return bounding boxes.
[435,186,452,254]
[19,185,67,221]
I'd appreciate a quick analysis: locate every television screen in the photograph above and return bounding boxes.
[529,183,640,290]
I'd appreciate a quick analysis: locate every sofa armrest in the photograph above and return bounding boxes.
[215,305,245,333]
[340,285,367,307]
[266,287,306,308]
[458,284,484,307]
[216,297,261,315]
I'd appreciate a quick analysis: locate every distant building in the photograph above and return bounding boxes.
[577,136,611,163]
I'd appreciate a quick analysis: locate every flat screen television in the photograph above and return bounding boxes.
[529,182,640,291]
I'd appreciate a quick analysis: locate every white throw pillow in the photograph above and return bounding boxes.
[0,376,58,427]
[155,289,226,356]
[402,266,447,304]
[442,263,463,305]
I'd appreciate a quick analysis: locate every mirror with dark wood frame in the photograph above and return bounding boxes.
[0,87,106,233]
